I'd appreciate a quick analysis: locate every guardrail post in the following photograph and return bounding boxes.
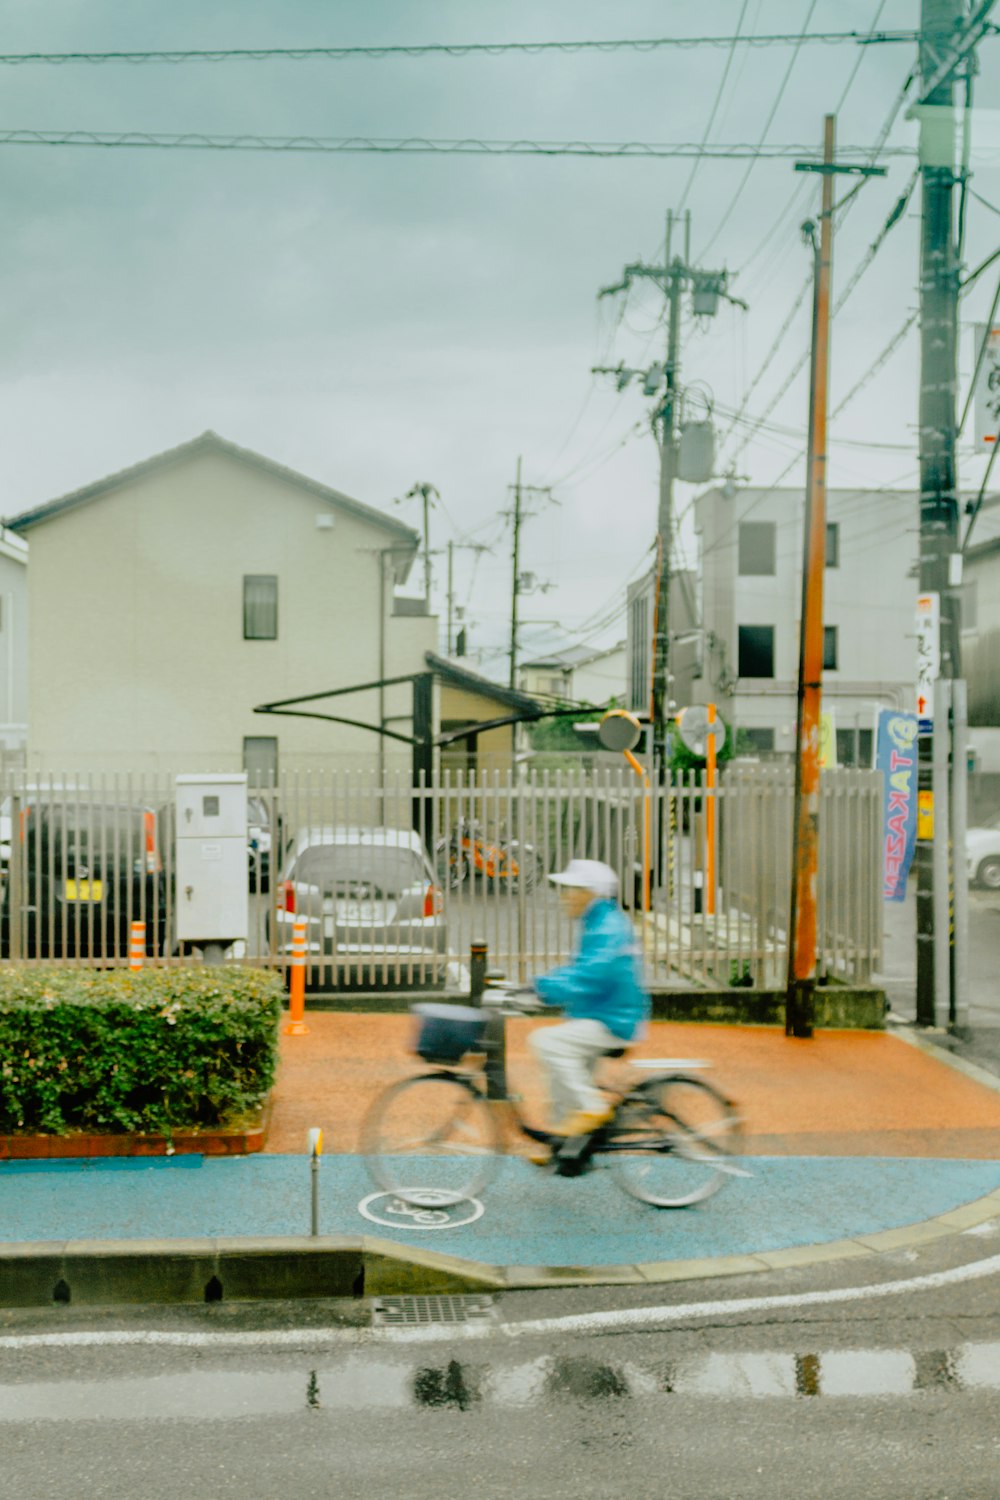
[129,921,145,971]
[308,1127,322,1236]
[284,916,309,1036]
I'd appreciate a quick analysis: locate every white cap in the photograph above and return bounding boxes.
[548,858,619,901]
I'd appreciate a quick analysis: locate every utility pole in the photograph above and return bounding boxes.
[596,212,745,767]
[785,119,886,1039]
[507,460,553,690]
[445,538,488,655]
[914,0,970,1028]
[401,482,439,605]
[509,456,522,691]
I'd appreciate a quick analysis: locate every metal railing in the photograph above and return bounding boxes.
[0,765,883,987]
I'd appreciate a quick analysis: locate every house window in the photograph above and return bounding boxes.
[823,625,839,671]
[738,625,775,678]
[243,575,278,640]
[825,522,840,568]
[243,736,278,788]
[738,522,776,576]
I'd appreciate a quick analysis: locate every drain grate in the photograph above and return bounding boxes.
[371,1294,496,1327]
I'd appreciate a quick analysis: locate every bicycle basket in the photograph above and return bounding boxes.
[411,1003,487,1064]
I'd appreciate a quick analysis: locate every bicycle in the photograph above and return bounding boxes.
[435,821,544,893]
[360,986,744,1210]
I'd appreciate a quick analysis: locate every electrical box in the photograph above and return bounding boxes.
[176,774,248,945]
[678,421,716,484]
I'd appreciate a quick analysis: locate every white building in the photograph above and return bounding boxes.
[0,528,28,760]
[518,640,626,705]
[694,486,918,763]
[9,432,436,773]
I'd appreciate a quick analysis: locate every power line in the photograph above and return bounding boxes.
[0,33,926,66]
[698,0,820,259]
[0,129,919,160]
[675,0,751,215]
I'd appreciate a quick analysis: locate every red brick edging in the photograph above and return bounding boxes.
[0,1102,271,1160]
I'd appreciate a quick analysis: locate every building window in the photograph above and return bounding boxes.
[243,575,278,640]
[740,727,775,754]
[825,522,840,568]
[835,728,875,768]
[738,625,774,678]
[823,624,838,671]
[738,522,776,576]
[961,580,978,633]
[243,736,278,787]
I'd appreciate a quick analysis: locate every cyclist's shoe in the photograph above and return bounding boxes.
[515,1144,554,1167]
[554,1105,615,1138]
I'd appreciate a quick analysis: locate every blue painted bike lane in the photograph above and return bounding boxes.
[2,1153,999,1269]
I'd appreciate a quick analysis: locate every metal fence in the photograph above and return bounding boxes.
[0,765,883,988]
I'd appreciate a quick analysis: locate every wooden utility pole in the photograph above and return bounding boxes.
[786,118,885,1038]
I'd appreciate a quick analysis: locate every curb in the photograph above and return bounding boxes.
[3,1186,999,1308]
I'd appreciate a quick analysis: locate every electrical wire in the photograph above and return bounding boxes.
[698,0,819,259]
[0,33,923,65]
[0,129,918,160]
[675,0,751,216]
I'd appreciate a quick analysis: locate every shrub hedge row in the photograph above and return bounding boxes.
[0,965,283,1136]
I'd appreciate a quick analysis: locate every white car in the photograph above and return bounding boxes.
[967,812,1000,890]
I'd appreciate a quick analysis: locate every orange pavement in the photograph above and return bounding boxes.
[265,1013,1000,1160]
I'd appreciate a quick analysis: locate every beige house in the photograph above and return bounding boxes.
[10,431,437,773]
[429,652,541,774]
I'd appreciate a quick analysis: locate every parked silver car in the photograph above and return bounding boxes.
[967,812,1000,890]
[270,825,448,988]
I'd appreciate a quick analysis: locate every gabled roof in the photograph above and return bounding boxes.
[6,430,421,548]
[521,639,626,671]
[426,651,542,714]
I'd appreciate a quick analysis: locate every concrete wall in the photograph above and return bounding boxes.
[23,448,436,772]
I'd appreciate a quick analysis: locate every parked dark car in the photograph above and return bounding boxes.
[248,793,284,894]
[0,801,168,959]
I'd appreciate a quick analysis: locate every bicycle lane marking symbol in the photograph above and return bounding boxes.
[358,1191,485,1230]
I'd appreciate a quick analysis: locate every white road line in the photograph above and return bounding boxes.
[2,1252,1000,1351]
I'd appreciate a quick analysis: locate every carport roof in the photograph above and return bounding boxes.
[427,652,542,715]
[6,430,420,550]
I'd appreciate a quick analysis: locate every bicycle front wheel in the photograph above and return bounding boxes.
[608,1075,742,1207]
[361,1073,502,1208]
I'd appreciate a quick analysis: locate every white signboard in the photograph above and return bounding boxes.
[973,323,1000,446]
[916,591,940,724]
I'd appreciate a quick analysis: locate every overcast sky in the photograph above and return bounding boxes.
[0,0,997,673]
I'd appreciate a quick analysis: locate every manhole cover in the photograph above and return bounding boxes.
[371,1294,496,1327]
[358,1190,485,1230]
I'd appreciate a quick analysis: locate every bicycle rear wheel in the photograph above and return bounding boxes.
[607,1075,742,1207]
[361,1073,502,1208]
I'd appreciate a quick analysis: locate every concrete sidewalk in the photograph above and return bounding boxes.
[2,1012,1000,1303]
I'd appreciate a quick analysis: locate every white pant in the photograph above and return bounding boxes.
[529,1018,624,1124]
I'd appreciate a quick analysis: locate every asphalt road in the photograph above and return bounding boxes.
[877,882,1000,1028]
[2,1229,999,1499]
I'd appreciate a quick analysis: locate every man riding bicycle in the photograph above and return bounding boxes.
[528,858,651,1144]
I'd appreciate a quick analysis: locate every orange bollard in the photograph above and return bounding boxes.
[284,916,309,1035]
[129,921,145,971]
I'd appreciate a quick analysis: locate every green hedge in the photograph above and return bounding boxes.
[0,965,283,1136]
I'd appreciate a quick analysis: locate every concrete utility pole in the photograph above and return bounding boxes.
[403,482,439,604]
[597,212,744,767]
[445,538,488,655]
[913,0,986,1029]
[507,460,553,690]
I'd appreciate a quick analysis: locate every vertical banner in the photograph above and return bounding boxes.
[819,711,837,769]
[876,710,919,902]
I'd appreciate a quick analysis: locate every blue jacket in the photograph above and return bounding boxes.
[534,899,651,1041]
